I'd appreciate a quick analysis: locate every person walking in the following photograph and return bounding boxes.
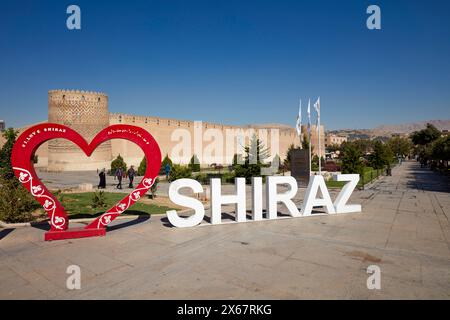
[98,168,106,189]
[165,163,171,180]
[127,165,136,188]
[115,167,123,189]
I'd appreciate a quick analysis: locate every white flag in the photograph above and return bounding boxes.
[296,99,302,136]
[307,99,311,134]
[314,97,320,132]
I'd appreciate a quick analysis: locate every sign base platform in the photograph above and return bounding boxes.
[45,227,106,241]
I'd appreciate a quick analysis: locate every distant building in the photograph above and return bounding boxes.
[0,120,5,131]
[325,134,347,148]
[301,125,326,157]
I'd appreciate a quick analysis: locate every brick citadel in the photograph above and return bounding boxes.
[6,89,325,171]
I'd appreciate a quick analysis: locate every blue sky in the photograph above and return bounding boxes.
[1,0,449,129]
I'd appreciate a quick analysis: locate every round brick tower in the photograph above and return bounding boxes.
[48,89,112,171]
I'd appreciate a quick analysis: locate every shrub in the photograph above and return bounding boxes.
[221,172,236,184]
[150,177,159,199]
[0,178,37,223]
[0,128,39,223]
[91,191,107,209]
[169,164,192,181]
[195,173,208,184]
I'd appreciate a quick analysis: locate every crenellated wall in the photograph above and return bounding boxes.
[7,89,319,171]
[108,113,300,168]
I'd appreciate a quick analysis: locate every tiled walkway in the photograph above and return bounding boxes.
[1,161,449,299]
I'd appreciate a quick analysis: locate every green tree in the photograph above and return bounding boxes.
[0,128,18,179]
[137,157,146,176]
[234,135,270,183]
[411,123,441,146]
[326,143,340,153]
[369,141,394,169]
[387,136,412,157]
[0,128,38,222]
[352,139,373,155]
[340,143,364,174]
[283,143,297,169]
[244,134,270,165]
[111,154,127,173]
[301,133,310,150]
[431,136,450,163]
[188,154,201,172]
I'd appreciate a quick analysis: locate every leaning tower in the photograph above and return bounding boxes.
[48,90,112,171]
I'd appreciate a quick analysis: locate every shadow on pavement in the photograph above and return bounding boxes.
[406,165,450,193]
[31,222,51,231]
[0,228,14,240]
[29,212,152,232]
[107,212,151,232]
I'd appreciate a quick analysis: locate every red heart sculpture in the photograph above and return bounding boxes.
[11,123,162,241]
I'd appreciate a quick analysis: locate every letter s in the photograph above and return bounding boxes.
[167,179,205,227]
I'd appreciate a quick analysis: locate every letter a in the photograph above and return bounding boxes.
[66,265,81,290]
[66,5,81,30]
[367,265,381,289]
[301,175,336,216]
[366,5,381,30]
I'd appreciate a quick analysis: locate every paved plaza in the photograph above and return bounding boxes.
[1,161,449,299]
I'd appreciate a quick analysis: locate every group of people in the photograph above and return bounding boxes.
[97,166,136,190]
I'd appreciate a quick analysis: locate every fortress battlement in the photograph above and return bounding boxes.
[109,112,297,135]
[12,89,317,171]
[49,89,108,96]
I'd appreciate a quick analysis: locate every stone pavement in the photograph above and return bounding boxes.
[1,161,449,299]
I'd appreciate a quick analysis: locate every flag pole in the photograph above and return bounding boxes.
[309,131,312,176]
[299,99,302,149]
[318,114,321,175]
[317,97,321,175]
[308,99,312,177]
[296,99,302,149]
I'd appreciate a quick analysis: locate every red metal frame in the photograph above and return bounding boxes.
[11,123,162,241]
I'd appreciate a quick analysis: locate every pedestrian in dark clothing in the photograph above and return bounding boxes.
[115,167,123,189]
[98,168,106,189]
[165,163,171,180]
[127,166,136,188]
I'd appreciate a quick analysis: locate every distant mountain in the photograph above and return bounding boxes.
[371,120,450,136]
[328,120,450,140]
